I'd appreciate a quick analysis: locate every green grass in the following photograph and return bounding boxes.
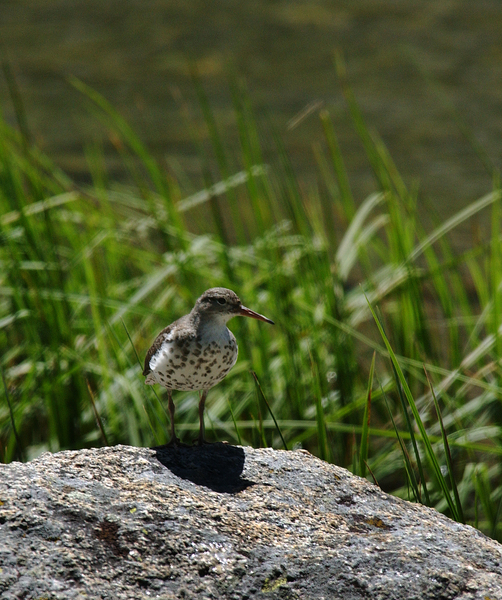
[1,67,502,541]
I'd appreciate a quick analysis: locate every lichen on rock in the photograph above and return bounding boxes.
[0,444,501,599]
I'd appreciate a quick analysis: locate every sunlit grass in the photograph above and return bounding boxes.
[1,67,501,541]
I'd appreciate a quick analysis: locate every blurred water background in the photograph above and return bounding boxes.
[0,0,501,240]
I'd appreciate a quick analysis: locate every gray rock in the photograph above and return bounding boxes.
[0,444,501,600]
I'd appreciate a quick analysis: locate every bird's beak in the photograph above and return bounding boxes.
[239,305,274,325]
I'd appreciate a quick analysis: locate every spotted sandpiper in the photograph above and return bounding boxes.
[143,287,274,445]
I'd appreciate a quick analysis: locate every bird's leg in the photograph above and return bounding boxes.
[197,390,208,445]
[166,390,181,446]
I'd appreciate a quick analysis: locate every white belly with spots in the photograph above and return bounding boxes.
[145,328,238,391]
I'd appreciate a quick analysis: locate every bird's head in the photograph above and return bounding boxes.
[193,288,274,325]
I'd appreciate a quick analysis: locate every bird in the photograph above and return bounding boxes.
[143,287,274,445]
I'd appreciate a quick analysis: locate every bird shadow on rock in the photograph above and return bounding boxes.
[153,443,254,494]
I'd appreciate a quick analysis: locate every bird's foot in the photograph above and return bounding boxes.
[165,435,186,448]
[193,437,216,446]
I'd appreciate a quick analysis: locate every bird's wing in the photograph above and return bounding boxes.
[142,314,195,376]
[142,323,175,376]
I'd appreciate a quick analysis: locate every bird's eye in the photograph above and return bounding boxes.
[217,298,226,305]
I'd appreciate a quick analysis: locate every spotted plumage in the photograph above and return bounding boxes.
[143,288,274,445]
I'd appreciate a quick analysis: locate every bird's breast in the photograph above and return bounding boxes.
[145,328,238,391]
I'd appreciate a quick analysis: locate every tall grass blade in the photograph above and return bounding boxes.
[308,346,332,463]
[407,191,501,265]
[390,359,430,505]
[334,51,390,191]
[1,53,32,149]
[121,318,143,370]
[1,366,24,462]
[359,352,375,478]
[472,465,499,539]
[227,398,243,446]
[251,371,287,450]
[86,379,110,447]
[381,385,421,502]
[367,297,462,520]
[121,319,170,439]
[335,192,385,280]
[319,109,354,219]
[424,366,465,523]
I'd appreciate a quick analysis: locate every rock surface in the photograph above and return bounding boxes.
[0,444,501,600]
